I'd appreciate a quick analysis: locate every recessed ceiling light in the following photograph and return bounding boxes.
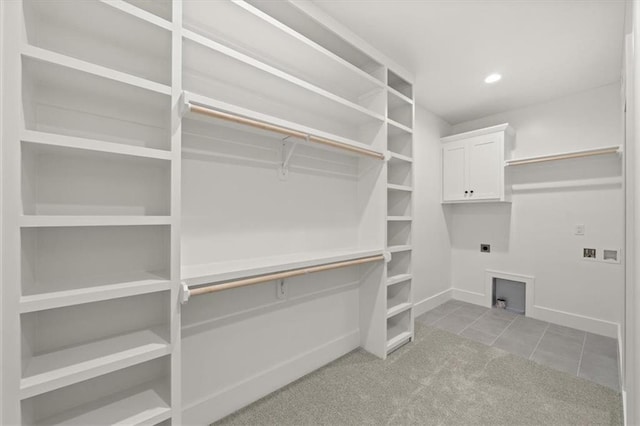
[484,73,502,84]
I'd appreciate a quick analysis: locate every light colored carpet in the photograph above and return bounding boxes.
[215,323,623,425]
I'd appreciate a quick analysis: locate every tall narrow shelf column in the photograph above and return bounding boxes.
[386,69,415,354]
[2,0,178,424]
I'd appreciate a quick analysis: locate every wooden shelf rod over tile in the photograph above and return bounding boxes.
[186,103,385,160]
[183,254,385,300]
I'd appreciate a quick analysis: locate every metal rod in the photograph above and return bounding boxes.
[188,104,385,160]
[506,147,620,166]
[189,254,385,297]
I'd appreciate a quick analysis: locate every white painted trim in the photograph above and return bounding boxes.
[532,305,619,338]
[441,123,512,143]
[619,323,625,391]
[485,269,535,316]
[182,330,360,425]
[451,288,485,305]
[413,289,452,316]
[622,389,628,426]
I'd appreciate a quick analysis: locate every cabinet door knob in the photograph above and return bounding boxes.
[464,190,468,194]
[470,190,474,194]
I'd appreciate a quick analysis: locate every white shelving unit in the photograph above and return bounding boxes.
[386,69,415,354]
[1,0,417,423]
[1,0,180,424]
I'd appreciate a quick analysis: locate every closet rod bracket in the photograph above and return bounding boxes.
[180,281,191,304]
[279,136,301,180]
[383,251,392,263]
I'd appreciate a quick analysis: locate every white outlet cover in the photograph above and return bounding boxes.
[575,224,585,235]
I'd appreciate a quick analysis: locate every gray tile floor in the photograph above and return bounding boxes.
[416,299,620,391]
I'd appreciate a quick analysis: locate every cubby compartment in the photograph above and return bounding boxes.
[387,190,412,217]
[183,0,383,107]
[388,159,412,187]
[22,143,171,216]
[387,251,411,278]
[387,96,413,129]
[387,221,412,247]
[386,308,412,351]
[20,226,170,306]
[22,56,171,150]
[387,280,412,315]
[20,292,170,400]
[388,69,412,99]
[182,38,384,146]
[388,130,413,158]
[23,0,171,85]
[123,0,172,21]
[21,356,171,425]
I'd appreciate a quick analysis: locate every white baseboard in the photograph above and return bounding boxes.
[451,288,486,306]
[182,330,360,425]
[450,287,619,338]
[532,305,618,338]
[414,289,452,316]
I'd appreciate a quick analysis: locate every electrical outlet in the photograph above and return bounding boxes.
[480,244,490,253]
[583,248,596,259]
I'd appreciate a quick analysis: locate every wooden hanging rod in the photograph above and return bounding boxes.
[505,146,621,166]
[186,254,385,298]
[187,103,385,160]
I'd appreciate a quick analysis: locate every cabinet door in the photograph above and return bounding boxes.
[467,135,502,200]
[442,142,466,201]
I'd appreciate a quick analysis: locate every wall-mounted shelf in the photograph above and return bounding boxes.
[21,327,170,399]
[20,273,171,313]
[182,0,383,104]
[183,91,385,160]
[387,302,412,319]
[100,0,173,30]
[19,216,172,228]
[35,378,171,426]
[183,30,385,131]
[387,274,412,287]
[182,248,385,287]
[387,184,412,192]
[21,130,172,161]
[388,152,413,163]
[387,216,412,222]
[387,119,413,136]
[505,145,621,166]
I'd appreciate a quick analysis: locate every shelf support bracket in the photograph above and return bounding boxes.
[279,136,301,180]
[180,281,191,304]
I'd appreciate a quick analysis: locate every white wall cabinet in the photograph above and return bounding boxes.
[441,124,513,203]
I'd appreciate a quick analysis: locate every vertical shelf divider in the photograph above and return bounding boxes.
[385,68,415,355]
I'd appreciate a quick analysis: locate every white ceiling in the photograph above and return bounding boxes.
[311,0,626,124]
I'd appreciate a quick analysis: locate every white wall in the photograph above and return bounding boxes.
[412,105,453,314]
[448,83,624,337]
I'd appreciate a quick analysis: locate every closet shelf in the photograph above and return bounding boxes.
[387,184,412,192]
[183,29,385,127]
[388,87,414,108]
[387,216,412,222]
[387,274,412,287]
[19,216,172,228]
[183,0,383,101]
[36,379,170,426]
[99,0,173,31]
[21,130,172,161]
[21,327,170,399]
[389,152,413,163]
[183,92,385,160]
[388,245,412,253]
[386,331,412,352]
[505,145,621,166]
[388,119,413,137]
[21,44,171,96]
[182,248,385,287]
[20,273,171,314]
[387,302,412,319]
